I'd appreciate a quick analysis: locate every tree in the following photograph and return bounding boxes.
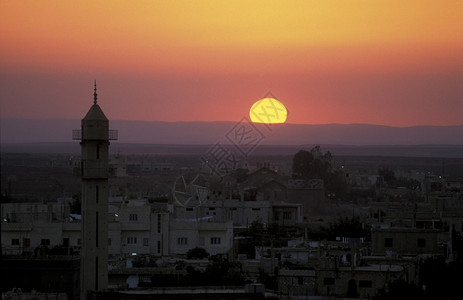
[374,280,424,300]
[378,168,396,185]
[292,146,333,179]
[186,247,209,259]
[292,146,348,197]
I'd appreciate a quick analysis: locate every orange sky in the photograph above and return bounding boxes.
[1,0,462,126]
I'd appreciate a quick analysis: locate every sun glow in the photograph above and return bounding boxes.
[249,98,288,124]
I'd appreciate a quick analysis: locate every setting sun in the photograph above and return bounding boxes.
[249,97,288,124]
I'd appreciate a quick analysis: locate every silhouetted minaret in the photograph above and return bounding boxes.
[73,82,117,299]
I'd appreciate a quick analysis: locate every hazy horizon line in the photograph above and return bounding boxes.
[2,117,463,128]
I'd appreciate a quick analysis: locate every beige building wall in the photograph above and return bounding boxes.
[371,228,440,255]
[169,219,233,256]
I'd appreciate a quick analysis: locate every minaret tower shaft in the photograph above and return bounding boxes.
[73,82,117,299]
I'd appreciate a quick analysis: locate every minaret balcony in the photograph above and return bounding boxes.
[72,129,118,141]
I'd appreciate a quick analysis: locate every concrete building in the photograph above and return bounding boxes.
[274,241,416,299]
[107,199,170,256]
[371,227,442,256]
[1,202,81,254]
[2,195,302,258]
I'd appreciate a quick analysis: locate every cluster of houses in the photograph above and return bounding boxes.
[2,166,462,299]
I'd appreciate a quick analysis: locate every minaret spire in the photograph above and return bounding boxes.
[93,80,98,104]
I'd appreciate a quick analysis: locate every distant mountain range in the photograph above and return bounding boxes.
[2,118,462,146]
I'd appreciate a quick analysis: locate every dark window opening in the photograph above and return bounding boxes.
[359,280,372,288]
[127,237,137,244]
[323,277,335,285]
[283,211,292,220]
[211,237,221,245]
[417,238,426,248]
[384,238,393,247]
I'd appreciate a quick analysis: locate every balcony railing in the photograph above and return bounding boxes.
[72,130,81,140]
[108,130,118,140]
[72,129,118,140]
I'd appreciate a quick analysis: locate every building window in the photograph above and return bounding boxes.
[283,211,292,220]
[157,214,161,233]
[208,207,215,211]
[157,241,161,254]
[129,214,138,221]
[11,238,20,246]
[41,239,50,246]
[127,237,137,244]
[323,277,335,285]
[23,238,30,247]
[108,238,112,246]
[186,208,193,211]
[143,238,149,246]
[384,238,393,248]
[417,238,426,248]
[211,237,221,245]
[95,212,99,248]
[77,238,81,245]
[252,208,261,211]
[63,238,70,247]
[359,280,372,288]
[177,237,188,245]
[298,277,304,285]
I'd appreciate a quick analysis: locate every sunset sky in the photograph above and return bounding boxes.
[1,0,462,126]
